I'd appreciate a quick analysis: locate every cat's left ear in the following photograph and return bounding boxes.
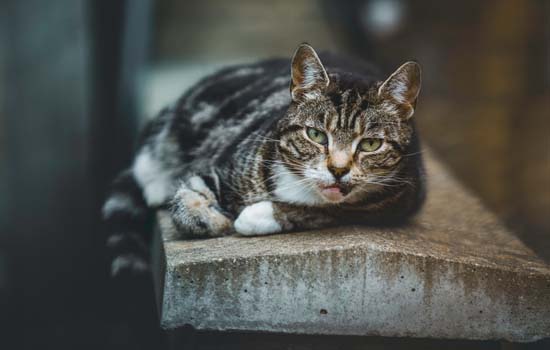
[290,44,330,101]
[378,61,421,119]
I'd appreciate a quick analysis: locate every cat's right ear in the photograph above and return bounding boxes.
[377,61,422,120]
[290,44,330,101]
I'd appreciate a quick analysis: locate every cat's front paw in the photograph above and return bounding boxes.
[234,201,283,236]
[171,177,232,238]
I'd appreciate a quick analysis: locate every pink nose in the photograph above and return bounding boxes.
[328,165,350,179]
[328,149,351,179]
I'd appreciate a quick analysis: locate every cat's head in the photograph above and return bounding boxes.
[274,44,421,205]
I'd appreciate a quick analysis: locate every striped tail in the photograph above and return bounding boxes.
[102,169,153,278]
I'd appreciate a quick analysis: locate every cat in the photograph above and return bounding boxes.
[102,44,425,276]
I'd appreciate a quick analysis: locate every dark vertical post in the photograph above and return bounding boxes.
[89,1,164,348]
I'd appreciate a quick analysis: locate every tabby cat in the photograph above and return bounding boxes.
[102,44,425,275]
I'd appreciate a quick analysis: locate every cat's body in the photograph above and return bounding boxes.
[103,45,425,275]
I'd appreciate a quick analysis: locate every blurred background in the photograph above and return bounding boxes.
[0,0,548,349]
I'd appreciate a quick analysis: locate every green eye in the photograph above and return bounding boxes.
[359,138,382,152]
[306,128,328,145]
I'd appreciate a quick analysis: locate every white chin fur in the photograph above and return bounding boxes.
[272,164,324,205]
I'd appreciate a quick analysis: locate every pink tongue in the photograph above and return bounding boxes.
[323,186,341,193]
[321,186,344,201]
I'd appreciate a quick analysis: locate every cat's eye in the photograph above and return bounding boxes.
[306,128,328,145]
[359,138,383,152]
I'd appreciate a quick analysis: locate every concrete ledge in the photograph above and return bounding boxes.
[153,152,550,342]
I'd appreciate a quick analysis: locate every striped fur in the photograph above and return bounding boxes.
[102,44,425,275]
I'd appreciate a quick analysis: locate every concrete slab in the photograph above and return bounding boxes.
[153,152,550,342]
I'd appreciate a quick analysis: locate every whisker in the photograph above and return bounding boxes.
[401,149,426,157]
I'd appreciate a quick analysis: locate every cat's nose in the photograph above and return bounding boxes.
[328,165,350,179]
[328,149,351,179]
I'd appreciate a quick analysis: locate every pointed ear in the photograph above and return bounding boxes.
[290,44,330,101]
[378,61,421,119]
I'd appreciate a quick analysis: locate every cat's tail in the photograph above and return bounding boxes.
[102,169,154,278]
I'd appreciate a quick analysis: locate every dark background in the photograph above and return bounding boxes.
[0,0,548,349]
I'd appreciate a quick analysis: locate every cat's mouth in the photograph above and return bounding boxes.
[318,183,352,202]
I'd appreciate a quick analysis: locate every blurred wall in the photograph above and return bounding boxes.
[380,0,550,259]
[0,0,94,321]
[0,1,154,348]
[153,0,339,62]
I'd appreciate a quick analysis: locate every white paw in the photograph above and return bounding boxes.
[234,201,282,236]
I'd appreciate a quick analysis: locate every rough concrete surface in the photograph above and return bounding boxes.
[153,152,550,342]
